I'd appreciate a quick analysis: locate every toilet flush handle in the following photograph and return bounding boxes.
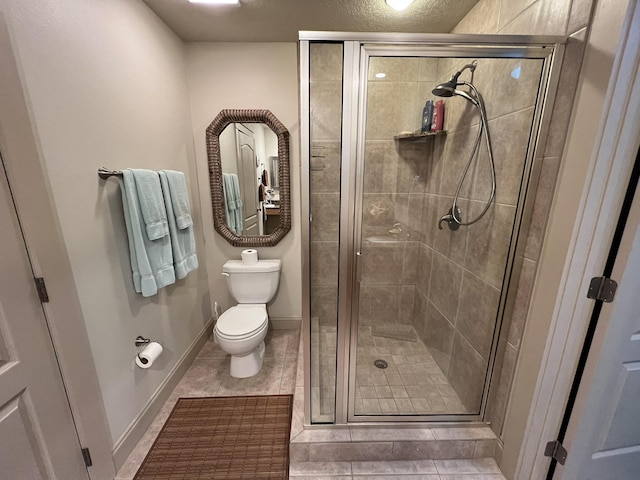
[221,272,230,277]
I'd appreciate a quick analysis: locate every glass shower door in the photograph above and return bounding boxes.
[308,42,344,423]
[349,50,546,419]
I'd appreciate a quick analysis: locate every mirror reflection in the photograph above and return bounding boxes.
[206,109,290,247]
[219,122,281,236]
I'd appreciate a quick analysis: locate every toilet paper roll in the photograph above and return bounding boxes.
[241,249,258,265]
[135,342,163,369]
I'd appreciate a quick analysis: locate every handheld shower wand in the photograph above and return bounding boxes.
[432,60,496,230]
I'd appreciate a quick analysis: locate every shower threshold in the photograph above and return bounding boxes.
[295,325,500,465]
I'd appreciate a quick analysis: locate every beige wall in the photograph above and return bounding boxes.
[0,0,211,449]
[185,43,302,321]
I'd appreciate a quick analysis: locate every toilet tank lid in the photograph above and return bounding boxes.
[223,259,282,273]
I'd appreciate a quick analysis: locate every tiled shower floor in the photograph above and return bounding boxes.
[356,325,468,415]
[312,321,469,418]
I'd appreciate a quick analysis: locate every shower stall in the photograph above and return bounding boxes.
[300,33,563,425]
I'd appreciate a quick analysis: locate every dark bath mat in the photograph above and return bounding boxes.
[134,395,293,480]
[372,323,418,342]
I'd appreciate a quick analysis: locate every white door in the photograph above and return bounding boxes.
[558,155,640,479]
[0,157,89,479]
[236,124,259,235]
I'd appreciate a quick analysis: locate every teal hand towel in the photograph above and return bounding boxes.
[130,169,169,240]
[230,173,244,234]
[162,170,193,230]
[159,172,198,279]
[120,171,175,296]
[222,173,237,233]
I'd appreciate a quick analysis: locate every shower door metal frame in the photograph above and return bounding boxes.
[301,32,565,426]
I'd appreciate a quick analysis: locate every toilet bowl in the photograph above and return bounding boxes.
[215,258,281,378]
[214,305,268,378]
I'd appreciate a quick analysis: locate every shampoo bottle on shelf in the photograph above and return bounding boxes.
[421,100,434,133]
[431,100,445,132]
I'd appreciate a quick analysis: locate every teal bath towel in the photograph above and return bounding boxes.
[162,170,193,229]
[159,171,198,279]
[222,173,243,234]
[119,170,175,296]
[130,169,169,240]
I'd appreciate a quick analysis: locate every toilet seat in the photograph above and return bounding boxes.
[215,305,267,339]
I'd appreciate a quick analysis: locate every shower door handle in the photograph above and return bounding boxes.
[355,251,363,283]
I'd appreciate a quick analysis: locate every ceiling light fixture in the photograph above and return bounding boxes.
[385,0,415,11]
[189,0,239,5]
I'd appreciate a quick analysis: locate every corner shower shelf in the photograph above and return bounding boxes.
[393,130,447,141]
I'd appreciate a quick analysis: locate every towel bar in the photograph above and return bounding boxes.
[98,167,123,179]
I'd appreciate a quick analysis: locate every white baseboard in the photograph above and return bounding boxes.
[111,316,215,469]
[270,317,301,330]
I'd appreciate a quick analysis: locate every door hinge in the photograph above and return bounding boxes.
[587,276,617,302]
[34,277,49,303]
[544,440,568,465]
[81,447,92,467]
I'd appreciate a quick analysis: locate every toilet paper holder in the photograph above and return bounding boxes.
[134,336,163,368]
[135,336,154,362]
[135,336,151,348]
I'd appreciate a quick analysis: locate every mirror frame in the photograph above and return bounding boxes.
[206,109,291,247]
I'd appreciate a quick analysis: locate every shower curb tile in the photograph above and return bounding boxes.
[289,461,353,476]
[290,443,310,463]
[293,427,351,443]
[307,442,395,462]
[438,475,506,480]
[352,476,439,480]
[351,459,438,474]
[349,427,435,442]
[434,458,502,474]
[291,477,353,480]
[290,477,353,480]
[474,439,498,459]
[431,427,497,440]
[290,386,305,440]
[392,440,476,460]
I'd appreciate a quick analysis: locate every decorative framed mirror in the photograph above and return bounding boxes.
[206,109,291,247]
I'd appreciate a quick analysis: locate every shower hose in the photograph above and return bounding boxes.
[448,81,496,227]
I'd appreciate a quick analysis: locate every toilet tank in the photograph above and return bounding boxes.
[222,259,282,304]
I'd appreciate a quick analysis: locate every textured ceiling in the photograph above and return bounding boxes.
[143,0,479,42]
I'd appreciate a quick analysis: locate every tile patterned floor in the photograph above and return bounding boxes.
[311,321,468,419]
[116,327,504,480]
[114,328,300,480]
[355,325,468,415]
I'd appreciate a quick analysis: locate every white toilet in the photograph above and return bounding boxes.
[214,258,281,378]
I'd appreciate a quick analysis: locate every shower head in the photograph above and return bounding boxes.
[431,60,478,98]
[432,83,479,107]
[432,79,457,97]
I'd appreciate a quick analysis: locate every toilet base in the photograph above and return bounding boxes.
[229,340,266,378]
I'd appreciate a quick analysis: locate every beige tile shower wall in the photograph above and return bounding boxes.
[362,55,538,411]
[310,44,343,328]
[363,48,569,415]
[360,58,440,327]
[451,0,594,450]
[409,54,538,412]
[309,43,344,419]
